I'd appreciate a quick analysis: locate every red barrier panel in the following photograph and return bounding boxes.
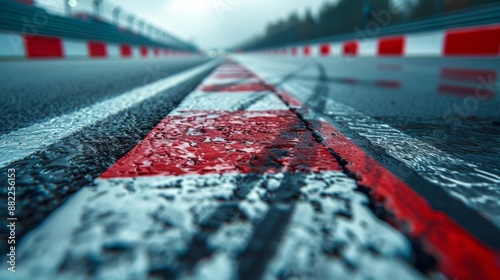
[87,41,107,58]
[120,44,132,57]
[343,41,358,56]
[303,45,311,56]
[378,36,405,56]
[444,25,500,56]
[24,35,63,58]
[140,46,148,57]
[320,44,330,56]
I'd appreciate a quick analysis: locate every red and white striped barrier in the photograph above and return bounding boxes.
[0,32,198,60]
[251,24,500,57]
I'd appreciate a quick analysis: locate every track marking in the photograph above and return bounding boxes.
[235,55,500,228]
[100,110,339,178]
[234,56,500,279]
[6,172,423,280]
[282,81,500,228]
[170,91,288,112]
[4,61,429,280]
[0,59,220,168]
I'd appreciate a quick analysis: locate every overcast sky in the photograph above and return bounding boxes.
[109,0,337,50]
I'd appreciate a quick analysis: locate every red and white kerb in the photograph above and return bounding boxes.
[96,61,500,279]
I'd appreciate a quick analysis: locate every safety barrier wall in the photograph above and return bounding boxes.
[247,24,500,57]
[0,0,198,53]
[0,32,200,60]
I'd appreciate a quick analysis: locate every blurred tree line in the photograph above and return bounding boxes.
[237,0,500,50]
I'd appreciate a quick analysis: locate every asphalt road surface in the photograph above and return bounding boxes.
[0,58,210,134]
[235,55,500,231]
[0,57,214,245]
[0,56,499,280]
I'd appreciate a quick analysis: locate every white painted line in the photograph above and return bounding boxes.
[199,77,261,86]
[264,173,422,280]
[0,59,220,168]
[4,173,268,279]
[232,55,500,227]
[5,188,95,278]
[280,81,500,228]
[4,172,422,279]
[171,91,288,113]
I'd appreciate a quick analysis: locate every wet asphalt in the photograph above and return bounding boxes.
[0,57,210,134]
[0,57,216,250]
[1,56,499,253]
[234,55,500,249]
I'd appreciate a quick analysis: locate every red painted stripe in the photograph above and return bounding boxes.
[275,89,500,280]
[213,72,253,76]
[303,45,311,56]
[377,64,403,71]
[24,35,63,58]
[444,25,500,56]
[343,41,358,56]
[214,74,257,79]
[153,48,159,57]
[200,83,271,92]
[17,0,34,5]
[101,110,340,178]
[214,69,251,73]
[87,41,107,58]
[140,46,148,57]
[213,70,252,73]
[440,68,497,83]
[163,49,170,56]
[214,68,250,73]
[375,80,401,89]
[378,36,405,56]
[315,121,499,280]
[438,84,494,99]
[291,47,297,56]
[213,71,253,75]
[213,67,248,71]
[99,60,500,279]
[340,78,358,84]
[320,44,330,56]
[120,44,131,57]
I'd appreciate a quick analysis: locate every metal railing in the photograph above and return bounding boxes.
[239,1,500,51]
[33,0,184,45]
[0,0,197,51]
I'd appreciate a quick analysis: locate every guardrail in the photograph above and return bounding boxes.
[240,2,500,52]
[0,0,197,52]
[244,23,500,58]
